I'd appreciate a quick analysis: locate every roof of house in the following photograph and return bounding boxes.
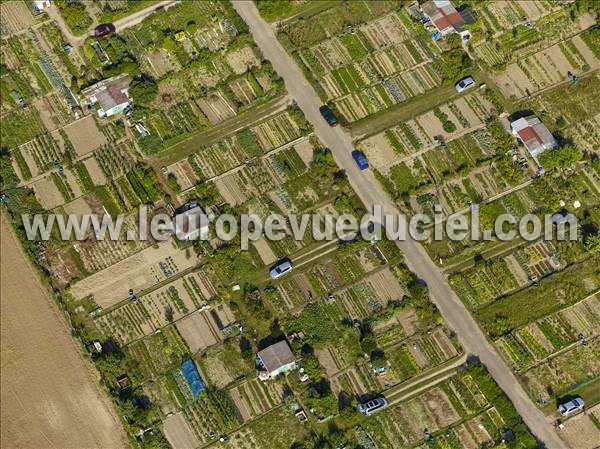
[257,341,295,373]
[510,115,557,157]
[173,204,208,239]
[81,74,130,111]
[421,0,465,33]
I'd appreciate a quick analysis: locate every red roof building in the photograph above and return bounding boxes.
[421,0,465,36]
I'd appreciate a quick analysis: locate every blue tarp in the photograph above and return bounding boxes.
[181,359,206,398]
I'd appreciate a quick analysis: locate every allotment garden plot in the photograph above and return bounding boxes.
[360,366,522,449]
[493,35,600,100]
[293,10,442,122]
[70,240,199,309]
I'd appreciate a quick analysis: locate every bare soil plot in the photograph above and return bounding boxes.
[359,132,401,174]
[560,404,600,449]
[196,92,236,124]
[316,346,343,377]
[505,254,529,286]
[63,116,107,157]
[572,35,600,70]
[163,413,200,449]
[167,160,196,191]
[397,309,419,336]
[0,2,34,35]
[33,96,72,132]
[146,48,180,78]
[63,196,93,216]
[225,46,260,75]
[176,310,221,353]
[455,423,479,449]
[83,156,107,185]
[70,240,198,308]
[32,176,65,210]
[364,268,405,303]
[253,236,277,265]
[1,215,129,449]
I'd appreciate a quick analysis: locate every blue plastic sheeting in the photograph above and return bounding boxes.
[181,359,206,398]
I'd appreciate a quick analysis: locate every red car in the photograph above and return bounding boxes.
[94,23,115,38]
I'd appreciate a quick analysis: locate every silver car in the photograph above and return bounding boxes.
[358,397,388,416]
[269,260,293,279]
[455,76,475,93]
[558,397,584,416]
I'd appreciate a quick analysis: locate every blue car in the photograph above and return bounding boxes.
[352,150,369,170]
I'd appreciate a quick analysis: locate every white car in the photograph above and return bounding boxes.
[269,260,293,280]
[558,397,584,416]
[455,76,475,93]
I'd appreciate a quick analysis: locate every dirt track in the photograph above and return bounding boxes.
[1,213,129,449]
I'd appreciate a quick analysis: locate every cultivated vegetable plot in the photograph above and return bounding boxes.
[449,258,520,308]
[77,214,152,273]
[290,10,441,123]
[17,133,63,178]
[229,378,284,422]
[496,294,599,371]
[523,339,600,404]
[127,326,190,381]
[182,391,242,446]
[362,377,492,448]
[384,328,460,383]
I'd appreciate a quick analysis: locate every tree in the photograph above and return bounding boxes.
[433,48,472,82]
[129,76,158,106]
[538,145,582,170]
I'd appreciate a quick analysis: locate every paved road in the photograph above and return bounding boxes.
[231,2,565,448]
[47,0,179,47]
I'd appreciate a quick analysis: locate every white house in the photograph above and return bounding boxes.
[257,341,296,380]
[81,74,131,118]
[172,202,210,241]
[510,115,557,159]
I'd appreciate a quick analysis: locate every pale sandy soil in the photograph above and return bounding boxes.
[32,176,64,210]
[63,116,107,157]
[293,139,314,166]
[252,236,277,265]
[70,240,198,308]
[0,2,33,35]
[176,310,220,353]
[162,413,199,449]
[225,46,260,75]
[1,213,129,449]
[560,404,600,449]
[83,156,107,186]
[63,196,93,216]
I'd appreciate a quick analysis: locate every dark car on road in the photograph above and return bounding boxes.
[319,105,338,127]
[94,23,115,38]
[352,149,369,170]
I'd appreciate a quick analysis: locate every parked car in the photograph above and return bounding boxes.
[319,105,338,127]
[455,76,475,93]
[558,397,585,416]
[358,397,388,416]
[351,149,369,170]
[94,23,115,38]
[269,259,293,279]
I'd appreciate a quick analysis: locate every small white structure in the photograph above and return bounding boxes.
[173,202,210,241]
[33,1,51,13]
